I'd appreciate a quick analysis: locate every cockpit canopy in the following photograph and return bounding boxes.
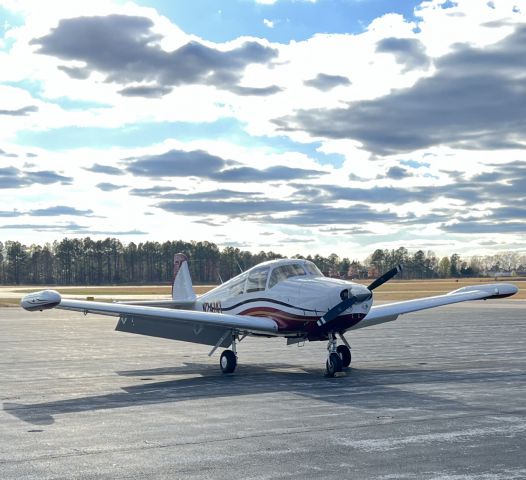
[226,260,323,296]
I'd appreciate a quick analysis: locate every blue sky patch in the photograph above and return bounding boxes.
[14,117,344,166]
[139,0,421,42]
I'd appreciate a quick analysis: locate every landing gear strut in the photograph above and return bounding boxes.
[326,333,343,377]
[326,333,352,376]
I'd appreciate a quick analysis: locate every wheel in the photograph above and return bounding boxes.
[326,352,343,377]
[337,344,352,367]
[220,350,237,374]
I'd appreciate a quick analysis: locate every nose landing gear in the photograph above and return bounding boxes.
[326,332,352,377]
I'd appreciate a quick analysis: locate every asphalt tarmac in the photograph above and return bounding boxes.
[1,301,525,479]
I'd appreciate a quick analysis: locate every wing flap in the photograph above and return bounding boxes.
[351,283,518,330]
[115,315,234,347]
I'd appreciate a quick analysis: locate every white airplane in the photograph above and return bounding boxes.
[21,254,518,377]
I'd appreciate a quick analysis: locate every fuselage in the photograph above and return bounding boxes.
[195,259,372,338]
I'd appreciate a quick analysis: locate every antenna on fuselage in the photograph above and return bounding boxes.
[235,258,244,274]
[218,271,224,284]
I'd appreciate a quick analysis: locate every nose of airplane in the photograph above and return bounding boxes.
[351,285,372,302]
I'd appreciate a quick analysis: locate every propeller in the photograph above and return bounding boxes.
[317,296,358,327]
[317,264,402,328]
[367,264,402,291]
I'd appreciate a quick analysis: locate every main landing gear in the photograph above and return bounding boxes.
[219,331,238,374]
[220,349,237,373]
[326,332,352,377]
[209,330,240,374]
[213,330,352,377]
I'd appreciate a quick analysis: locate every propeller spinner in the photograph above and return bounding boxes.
[317,264,402,328]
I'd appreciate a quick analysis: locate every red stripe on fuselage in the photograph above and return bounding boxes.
[238,305,366,333]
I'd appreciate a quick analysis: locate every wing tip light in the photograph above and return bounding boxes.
[450,283,518,299]
[21,290,61,311]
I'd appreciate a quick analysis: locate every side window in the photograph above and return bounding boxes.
[291,263,306,276]
[246,267,269,293]
[268,266,285,289]
[228,273,247,296]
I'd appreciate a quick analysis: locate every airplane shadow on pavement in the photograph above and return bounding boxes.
[4,363,514,426]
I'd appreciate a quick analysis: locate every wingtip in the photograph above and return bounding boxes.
[21,290,61,311]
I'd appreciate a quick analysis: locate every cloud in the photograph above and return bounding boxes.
[154,189,264,200]
[156,197,403,227]
[261,203,400,226]
[96,182,126,191]
[385,166,412,179]
[125,149,226,177]
[212,165,325,182]
[0,148,18,157]
[376,37,430,72]
[118,85,173,98]
[0,166,73,188]
[124,148,326,182]
[0,106,38,116]
[279,237,316,244]
[84,163,124,175]
[228,85,282,96]
[57,65,90,80]
[24,170,73,185]
[0,210,23,217]
[28,206,95,216]
[276,26,526,155]
[0,206,97,218]
[31,15,279,96]
[129,186,175,197]
[0,222,147,235]
[304,73,351,91]
[442,221,526,234]
[0,222,88,231]
[157,199,298,216]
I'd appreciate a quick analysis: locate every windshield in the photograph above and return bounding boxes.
[268,263,306,289]
[304,261,323,277]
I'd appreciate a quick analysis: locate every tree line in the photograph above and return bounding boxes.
[0,238,524,285]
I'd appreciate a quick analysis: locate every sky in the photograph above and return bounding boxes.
[0,0,525,260]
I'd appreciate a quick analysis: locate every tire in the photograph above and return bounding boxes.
[220,350,237,374]
[326,352,343,377]
[337,345,352,367]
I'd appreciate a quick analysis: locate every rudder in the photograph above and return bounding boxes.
[172,253,197,302]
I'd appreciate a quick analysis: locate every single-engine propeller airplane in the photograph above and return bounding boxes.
[21,254,518,377]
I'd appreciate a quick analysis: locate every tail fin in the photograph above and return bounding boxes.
[172,253,197,302]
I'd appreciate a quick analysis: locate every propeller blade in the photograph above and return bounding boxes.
[317,296,357,327]
[367,264,402,291]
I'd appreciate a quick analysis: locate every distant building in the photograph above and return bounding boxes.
[486,270,512,278]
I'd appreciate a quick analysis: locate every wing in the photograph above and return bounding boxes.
[350,283,518,331]
[21,290,278,347]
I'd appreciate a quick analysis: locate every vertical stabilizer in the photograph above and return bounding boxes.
[172,254,197,302]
